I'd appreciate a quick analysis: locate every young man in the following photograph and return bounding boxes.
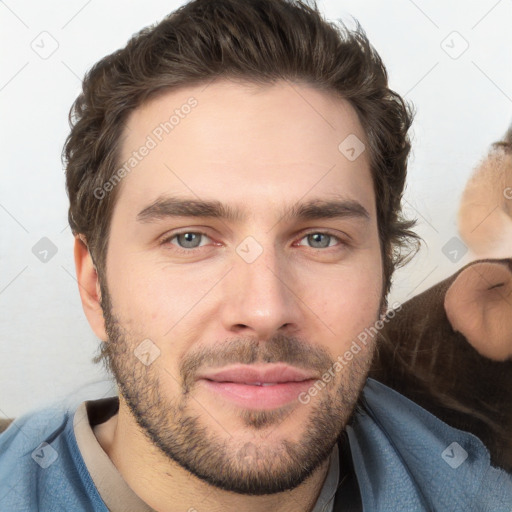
[1,1,511,510]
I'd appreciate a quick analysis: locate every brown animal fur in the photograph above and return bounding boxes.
[370,258,512,471]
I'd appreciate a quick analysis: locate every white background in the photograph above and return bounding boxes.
[1,0,511,418]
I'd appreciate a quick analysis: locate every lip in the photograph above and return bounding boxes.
[196,364,318,410]
[197,363,317,384]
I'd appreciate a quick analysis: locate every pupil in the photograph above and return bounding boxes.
[310,233,328,248]
[180,233,198,247]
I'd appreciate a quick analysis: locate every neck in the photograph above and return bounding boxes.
[94,399,333,512]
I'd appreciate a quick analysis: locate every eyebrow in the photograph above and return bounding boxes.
[136,195,370,225]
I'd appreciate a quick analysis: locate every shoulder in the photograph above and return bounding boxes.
[347,378,512,512]
[0,406,69,484]
[0,404,70,457]
[0,403,102,511]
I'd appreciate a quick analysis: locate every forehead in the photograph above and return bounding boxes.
[114,79,375,223]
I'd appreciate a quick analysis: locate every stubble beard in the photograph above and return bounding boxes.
[100,289,376,495]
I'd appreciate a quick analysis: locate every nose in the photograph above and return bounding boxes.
[220,242,303,341]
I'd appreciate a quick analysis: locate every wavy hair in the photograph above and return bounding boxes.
[63,0,419,303]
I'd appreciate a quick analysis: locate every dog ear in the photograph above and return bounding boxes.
[444,260,512,361]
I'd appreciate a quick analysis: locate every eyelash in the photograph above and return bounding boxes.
[160,230,347,255]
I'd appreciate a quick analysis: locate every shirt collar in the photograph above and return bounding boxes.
[73,396,342,512]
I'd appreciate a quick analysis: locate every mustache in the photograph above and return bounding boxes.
[179,333,334,392]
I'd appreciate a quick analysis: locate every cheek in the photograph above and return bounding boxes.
[106,255,219,339]
[104,257,161,331]
[311,263,383,345]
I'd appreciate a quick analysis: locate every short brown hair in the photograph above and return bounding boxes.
[64,0,419,300]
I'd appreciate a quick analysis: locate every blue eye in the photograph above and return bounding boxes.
[164,231,212,252]
[297,232,343,249]
[174,232,208,248]
[160,230,346,256]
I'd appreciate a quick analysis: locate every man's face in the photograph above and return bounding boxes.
[100,79,383,494]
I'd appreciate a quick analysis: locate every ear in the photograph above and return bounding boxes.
[444,260,512,361]
[74,235,107,341]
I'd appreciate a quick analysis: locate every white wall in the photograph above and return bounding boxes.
[1,0,511,418]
